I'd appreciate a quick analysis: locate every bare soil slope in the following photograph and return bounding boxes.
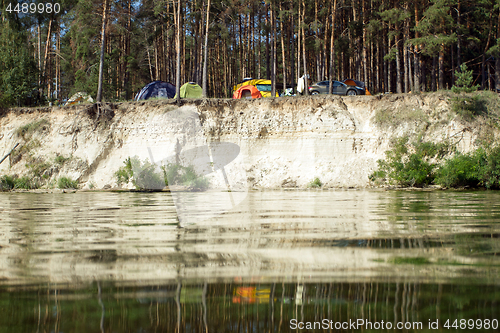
[0,92,497,189]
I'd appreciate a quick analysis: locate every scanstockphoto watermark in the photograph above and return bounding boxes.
[126,106,248,224]
[290,319,424,330]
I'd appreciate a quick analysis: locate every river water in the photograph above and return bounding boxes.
[0,190,499,332]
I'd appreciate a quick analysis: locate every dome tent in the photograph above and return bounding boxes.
[233,85,263,99]
[174,82,203,99]
[135,81,176,101]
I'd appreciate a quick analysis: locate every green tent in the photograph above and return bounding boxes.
[174,82,203,99]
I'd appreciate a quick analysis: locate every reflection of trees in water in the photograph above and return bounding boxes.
[7,281,499,332]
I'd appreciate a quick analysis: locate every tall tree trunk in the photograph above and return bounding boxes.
[403,8,409,93]
[271,1,276,97]
[386,24,390,92]
[496,7,500,92]
[457,0,461,68]
[432,56,437,91]
[297,4,301,82]
[482,8,494,89]
[202,0,211,97]
[56,26,60,101]
[362,0,368,87]
[175,0,181,103]
[438,45,444,90]
[96,0,108,103]
[414,0,420,92]
[37,23,42,95]
[301,0,309,95]
[329,0,337,94]
[124,0,132,99]
[280,2,287,93]
[395,32,402,93]
[42,18,53,99]
[265,4,270,79]
[290,1,295,93]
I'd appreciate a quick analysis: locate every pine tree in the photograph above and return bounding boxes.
[451,63,479,93]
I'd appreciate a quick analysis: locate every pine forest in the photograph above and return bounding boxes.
[1,0,500,106]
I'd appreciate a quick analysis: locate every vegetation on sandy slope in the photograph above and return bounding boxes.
[115,156,209,191]
[371,76,500,189]
[370,137,500,189]
[373,90,500,129]
[0,151,75,191]
[308,177,323,188]
[57,176,79,189]
[369,136,449,187]
[16,119,50,140]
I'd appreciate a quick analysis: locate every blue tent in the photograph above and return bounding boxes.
[135,81,176,101]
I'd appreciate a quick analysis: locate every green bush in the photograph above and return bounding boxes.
[132,159,166,190]
[0,175,15,191]
[434,147,500,189]
[451,95,488,120]
[369,136,449,187]
[308,177,322,188]
[374,139,500,189]
[54,155,71,165]
[476,146,500,189]
[117,156,210,191]
[162,163,210,191]
[14,176,39,189]
[435,151,483,188]
[115,157,134,186]
[58,177,79,189]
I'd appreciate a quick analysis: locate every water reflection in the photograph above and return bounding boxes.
[0,190,499,331]
[1,282,498,332]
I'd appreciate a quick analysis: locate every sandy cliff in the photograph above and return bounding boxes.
[0,93,491,189]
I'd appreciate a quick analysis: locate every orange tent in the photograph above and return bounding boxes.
[233,85,263,99]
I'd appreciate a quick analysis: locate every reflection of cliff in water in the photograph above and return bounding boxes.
[0,190,499,286]
[1,281,498,332]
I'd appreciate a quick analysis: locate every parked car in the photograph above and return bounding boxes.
[308,80,365,96]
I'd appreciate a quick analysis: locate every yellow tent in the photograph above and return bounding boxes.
[233,79,279,98]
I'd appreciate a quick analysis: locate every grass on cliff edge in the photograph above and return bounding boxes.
[373,91,500,127]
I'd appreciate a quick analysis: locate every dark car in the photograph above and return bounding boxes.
[308,80,365,96]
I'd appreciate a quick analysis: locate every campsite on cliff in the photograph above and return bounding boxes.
[1,0,500,332]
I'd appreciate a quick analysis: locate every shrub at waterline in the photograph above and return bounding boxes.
[132,158,166,190]
[369,136,449,187]
[0,175,14,191]
[434,150,484,188]
[115,157,134,186]
[309,177,322,188]
[58,176,79,189]
[371,138,500,189]
[0,175,40,190]
[115,156,210,191]
[163,163,210,191]
[434,147,500,189]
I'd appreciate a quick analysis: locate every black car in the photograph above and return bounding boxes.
[308,80,365,96]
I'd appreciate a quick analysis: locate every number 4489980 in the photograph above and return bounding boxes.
[6,2,60,14]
